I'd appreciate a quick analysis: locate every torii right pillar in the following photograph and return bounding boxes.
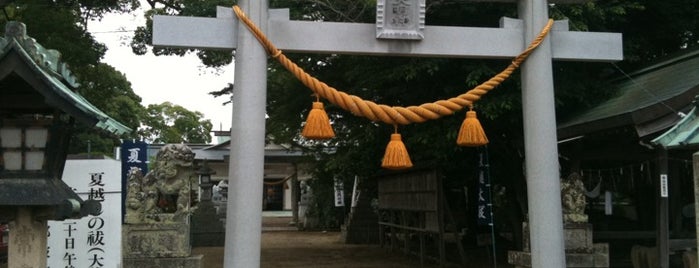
[518,0,566,267]
[509,0,621,267]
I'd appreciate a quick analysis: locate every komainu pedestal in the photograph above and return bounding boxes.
[122,144,201,268]
[508,173,609,267]
[508,222,609,268]
[122,218,202,267]
[124,220,192,258]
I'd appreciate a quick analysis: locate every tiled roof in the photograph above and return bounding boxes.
[558,49,699,139]
[0,21,131,135]
[652,101,699,148]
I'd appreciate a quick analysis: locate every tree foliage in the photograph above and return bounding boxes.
[0,1,140,155]
[132,0,699,230]
[0,0,212,155]
[267,0,698,230]
[3,1,110,69]
[140,102,213,144]
[69,63,145,155]
[130,0,234,67]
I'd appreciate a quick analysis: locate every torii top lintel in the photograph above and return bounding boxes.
[153,6,622,62]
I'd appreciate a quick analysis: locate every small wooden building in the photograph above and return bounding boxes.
[557,49,699,267]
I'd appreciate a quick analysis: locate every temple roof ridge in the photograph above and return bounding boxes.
[0,21,80,88]
[0,21,131,135]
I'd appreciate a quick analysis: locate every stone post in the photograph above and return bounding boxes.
[291,163,299,226]
[8,208,47,268]
[693,152,699,265]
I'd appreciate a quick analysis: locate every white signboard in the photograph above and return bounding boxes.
[660,174,668,198]
[47,159,122,268]
[334,179,345,207]
[376,0,426,40]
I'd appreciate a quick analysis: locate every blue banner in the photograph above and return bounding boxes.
[120,140,148,223]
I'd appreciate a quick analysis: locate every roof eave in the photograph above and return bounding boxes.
[2,39,131,136]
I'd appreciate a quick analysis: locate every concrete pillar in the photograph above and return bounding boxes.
[518,0,566,267]
[692,152,699,266]
[657,149,669,268]
[223,0,269,267]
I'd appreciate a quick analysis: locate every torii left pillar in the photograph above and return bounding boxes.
[222,1,268,268]
[152,1,622,267]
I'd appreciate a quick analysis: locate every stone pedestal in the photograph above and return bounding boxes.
[191,201,226,247]
[122,218,201,268]
[8,208,47,268]
[123,255,203,268]
[508,223,609,268]
[342,188,379,244]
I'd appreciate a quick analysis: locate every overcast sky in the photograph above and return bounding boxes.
[87,5,235,133]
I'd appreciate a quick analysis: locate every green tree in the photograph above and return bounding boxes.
[130,0,235,67]
[1,1,217,155]
[133,0,699,232]
[75,63,144,128]
[258,0,698,233]
[68,63,146,155]
[0,1,144,156]
[140,102,213,144]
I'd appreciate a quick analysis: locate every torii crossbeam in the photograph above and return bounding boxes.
[152,1,622,267]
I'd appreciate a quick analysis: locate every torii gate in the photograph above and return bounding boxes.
[152,0,622,267]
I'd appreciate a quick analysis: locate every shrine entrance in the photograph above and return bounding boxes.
[263,181,284,211]
[153,1,622,267]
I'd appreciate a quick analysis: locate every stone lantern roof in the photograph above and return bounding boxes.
[0,21,131,135]
[0,22,130,219]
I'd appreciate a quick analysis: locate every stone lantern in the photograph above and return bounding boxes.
[0,21,130,268]
[191,160,224,247]
[196,160,216,202]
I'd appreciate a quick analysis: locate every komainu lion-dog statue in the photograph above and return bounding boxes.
[125,144,196,223]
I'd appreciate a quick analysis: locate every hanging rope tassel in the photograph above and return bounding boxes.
[457,109,489,147]
[302,97,335,140]
[381,126,413,170]
[232,5,554,126]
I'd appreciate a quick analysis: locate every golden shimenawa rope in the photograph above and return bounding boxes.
[232,6,553,125]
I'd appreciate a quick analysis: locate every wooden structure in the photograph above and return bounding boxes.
[376,169,465,266]
[0,21,129,268]
[652,98,699,268]
[557,49,699,267]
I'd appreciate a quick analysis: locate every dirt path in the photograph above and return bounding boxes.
[193,216,508,268]
[193,231,460,268]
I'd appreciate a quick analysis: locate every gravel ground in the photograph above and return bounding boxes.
[193,230,466,268]
[193,215,506,268]
[0,216,503,268]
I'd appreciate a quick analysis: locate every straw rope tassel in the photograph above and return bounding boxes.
[457,109,488,147]
[302,98,335,140]
[231,5,554,126]
[231,6,553,165]
[381,126,413,170]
